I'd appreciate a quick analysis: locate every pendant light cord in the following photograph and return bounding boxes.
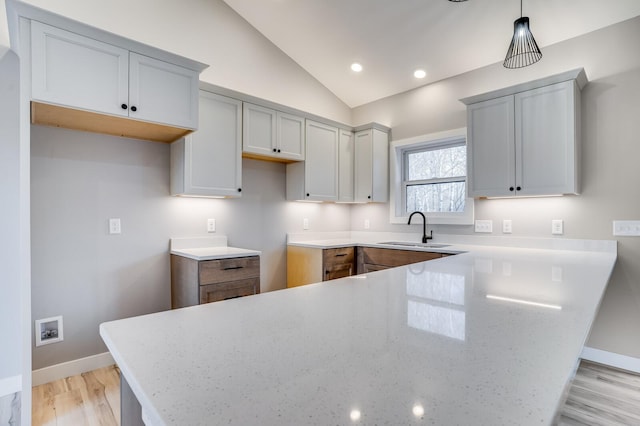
[520,0,523,18]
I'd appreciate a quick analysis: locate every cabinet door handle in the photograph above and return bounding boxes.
[223,266,244,270]
[130,106,137,112]
[121,104,128,110]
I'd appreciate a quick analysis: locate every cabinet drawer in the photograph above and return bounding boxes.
[199,256,259,285]
[199,278,259,304]
[323,247,355,266]
[358,247,442,268]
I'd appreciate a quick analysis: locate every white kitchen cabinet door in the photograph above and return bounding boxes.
[338,130,355,202]
[515,80,579,196]
[171,92,242,197]
[31,21,129,118]
[303,120,338,201]
[466,95,516,197]
[243,103,277,157]
[277,112,305,161]
[129,53,199,130]
[354,128,389,202]
[286,120,339,201]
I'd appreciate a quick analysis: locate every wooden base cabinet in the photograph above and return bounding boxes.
[171,255,260,308]
[287,246,355,287]
[356,247,446,274]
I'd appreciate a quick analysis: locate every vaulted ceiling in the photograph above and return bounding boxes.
[223,0,640,107]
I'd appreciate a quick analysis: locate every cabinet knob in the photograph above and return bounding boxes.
[509,187,515,191]
[306,193,310,197]
[516,186,521,191]
[367,195,371,199]
[238,188,242,192]
[273,148,277,152]
[121,104,128,110]
[277,149,281,153]
[130,106,137,112]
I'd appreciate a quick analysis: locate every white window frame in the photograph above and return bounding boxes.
[389,128,474,225]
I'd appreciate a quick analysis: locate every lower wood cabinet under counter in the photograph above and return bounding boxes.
[287,246,356,288]
[171,255,260,308]
[357,247,448,274]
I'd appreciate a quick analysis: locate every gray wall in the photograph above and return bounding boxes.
[351,17,640,358]
[30,126,351,369]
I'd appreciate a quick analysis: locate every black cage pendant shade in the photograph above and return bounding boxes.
[503,1,542,68]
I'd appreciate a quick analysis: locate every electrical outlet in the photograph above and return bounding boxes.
[109,218,121,234]
[303,218,309,230]
[364,219,370,229]
[475,220,493,233]
[503,219,513,234]
[551,219,564,235]
[613,220,640,236]
[207,218,216,233]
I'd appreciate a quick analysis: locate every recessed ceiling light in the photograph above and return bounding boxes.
[414,69,427,79]
[351,63,363,72]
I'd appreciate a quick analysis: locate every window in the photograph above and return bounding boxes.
[389,128,474,225]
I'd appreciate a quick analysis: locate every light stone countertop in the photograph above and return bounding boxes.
[169,236,260,261]
[101,235,617,425]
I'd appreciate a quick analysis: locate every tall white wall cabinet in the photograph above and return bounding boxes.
[462,68,586,198]
[286,120,340,201]
[171,90,243,197]
[354,127,389,203]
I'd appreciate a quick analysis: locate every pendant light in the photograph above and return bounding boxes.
[503,0,542,68]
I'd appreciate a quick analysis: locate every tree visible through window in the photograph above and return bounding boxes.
[403,142,466,214]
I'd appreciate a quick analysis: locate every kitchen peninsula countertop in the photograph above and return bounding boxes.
[101,235,617,425]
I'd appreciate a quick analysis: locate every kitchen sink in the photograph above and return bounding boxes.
[377,241,451,249]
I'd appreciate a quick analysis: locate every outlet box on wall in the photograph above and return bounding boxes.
[35,315,64,346]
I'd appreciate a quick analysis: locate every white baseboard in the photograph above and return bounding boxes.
[32,352,115,386]
[581,346,640,374]
[0,375,21,398]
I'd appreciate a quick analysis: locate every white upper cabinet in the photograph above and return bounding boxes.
[515,81,578,196]
[243,103,305,161]
[31,21,129,118]
[338,129,355,202]
[171,91,242,198]
[31,21,200,132]
[463,69,584,198]
[286,120,338,201]
[467,95,516,197]
[354,128,389,203]
[128,53,198,129]
[277,112,305,161]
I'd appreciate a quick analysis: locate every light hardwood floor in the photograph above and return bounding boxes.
[32,361,640,425]
[558,361,640,425]
[32,365,120,426]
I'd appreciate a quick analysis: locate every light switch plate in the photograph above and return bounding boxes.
[303,218,309,230]
[207,218,216,233]
[613,220,640,236]
[475,220,493,233]
[551,219,564,235]
[503,219,512,234]
[364,219,370,229]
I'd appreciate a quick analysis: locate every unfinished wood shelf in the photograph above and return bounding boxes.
[31,102,192,143]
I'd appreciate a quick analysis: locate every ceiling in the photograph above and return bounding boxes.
[222,0,640,108]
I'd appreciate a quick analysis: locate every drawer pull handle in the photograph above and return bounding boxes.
[222,266,244,270]
[335,253,348,257]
